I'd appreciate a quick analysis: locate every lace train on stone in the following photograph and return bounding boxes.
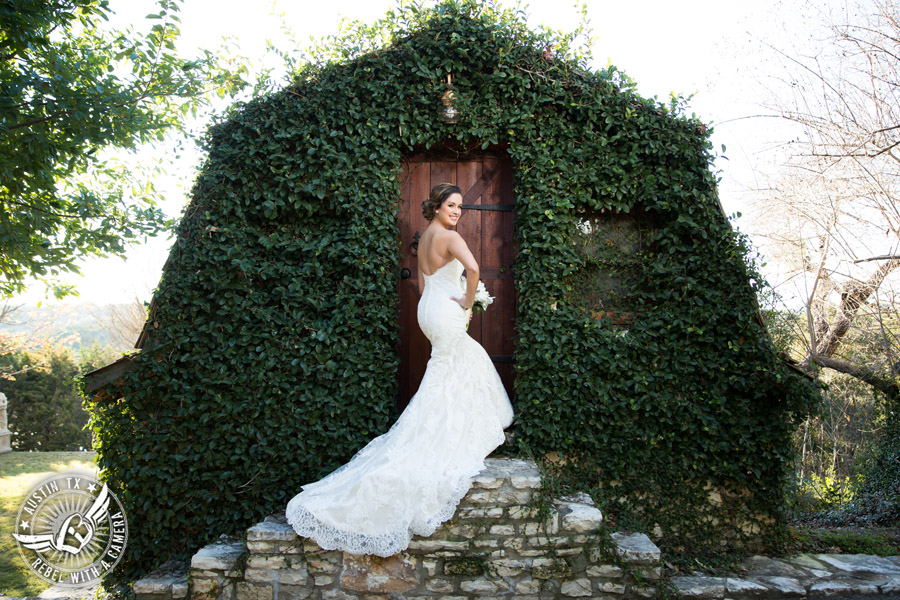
[285,258,514,556]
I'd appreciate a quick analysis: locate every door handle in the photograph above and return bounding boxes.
[400,268,411,280]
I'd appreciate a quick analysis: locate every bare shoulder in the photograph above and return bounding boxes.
[444,230,473,258]
[432,228,462,249]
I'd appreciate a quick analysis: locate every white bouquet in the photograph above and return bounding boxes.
[460,275,494,314]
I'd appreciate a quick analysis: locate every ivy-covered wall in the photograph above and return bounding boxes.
[86,0,820,580]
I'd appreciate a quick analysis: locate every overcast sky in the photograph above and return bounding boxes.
[17,0,826,305]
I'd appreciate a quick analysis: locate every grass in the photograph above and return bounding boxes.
[787,525,900,556]
[0,450,98,597]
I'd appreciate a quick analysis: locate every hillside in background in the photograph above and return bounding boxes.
[0,301,146,352]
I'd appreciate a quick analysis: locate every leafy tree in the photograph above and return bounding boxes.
[0,0,248,298]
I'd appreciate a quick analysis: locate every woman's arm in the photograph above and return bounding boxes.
[447,232,479,309]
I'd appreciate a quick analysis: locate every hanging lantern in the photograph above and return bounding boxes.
[440,74,460,124]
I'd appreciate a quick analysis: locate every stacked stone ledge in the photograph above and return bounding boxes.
[136,458,661,600]
[133,559,190,600]
[671,553,900,598]
[189,537,248,600]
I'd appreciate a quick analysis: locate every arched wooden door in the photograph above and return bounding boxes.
[397,153,516,411]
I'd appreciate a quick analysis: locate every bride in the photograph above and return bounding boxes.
[285,183,514,557]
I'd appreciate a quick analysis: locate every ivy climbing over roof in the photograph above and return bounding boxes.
[84,0,820,581]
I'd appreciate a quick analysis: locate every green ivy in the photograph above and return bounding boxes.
[84,0,820,581]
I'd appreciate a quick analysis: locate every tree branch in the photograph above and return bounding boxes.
[812,354,900,400]
[4,108,71,132]
[805,229,833,361]
[808,137,900,159]
[3,198,82,219]
[854,254,900,263]
[816,258,900,357]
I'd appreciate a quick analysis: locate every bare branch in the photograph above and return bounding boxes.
[812,354,900,399]
[816,258,900,357]
[853,254,900,263]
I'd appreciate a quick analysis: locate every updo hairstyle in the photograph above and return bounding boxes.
[422,183,463,221]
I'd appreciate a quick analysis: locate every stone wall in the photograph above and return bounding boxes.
[135,459,661,600]
[132,458,900,600]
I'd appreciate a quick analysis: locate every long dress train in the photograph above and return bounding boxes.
[285,258,514,557]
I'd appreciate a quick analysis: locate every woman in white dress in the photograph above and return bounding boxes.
[285,183,514,557]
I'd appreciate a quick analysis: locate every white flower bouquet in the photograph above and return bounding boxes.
[460,275,494,314]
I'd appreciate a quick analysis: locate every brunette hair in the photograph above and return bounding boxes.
[422,183,463,220]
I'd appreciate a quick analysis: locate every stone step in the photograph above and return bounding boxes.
[187,520,660,600]
[132,573,190,600]
[135,543,900,600]
[131,457,900,599]
[134,458,662,600]
[672,553,900,598]
[132,559,191,600]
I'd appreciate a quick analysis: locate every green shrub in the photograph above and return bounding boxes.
[2,346,94,451]
[845,406,900,525]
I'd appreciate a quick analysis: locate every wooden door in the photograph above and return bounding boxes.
[397,153,516,411]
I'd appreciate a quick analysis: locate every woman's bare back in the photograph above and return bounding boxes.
[417,226,457,276]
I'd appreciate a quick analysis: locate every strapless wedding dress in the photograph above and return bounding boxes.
[285,258,514,556]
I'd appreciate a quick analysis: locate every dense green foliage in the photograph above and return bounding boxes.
[761,296,897,524]
[786,373,879,516]
[809,403,900,527]
[855,407,900,524]
[0,0,246,298]
[85,1,821,579]
[1,345,107,450]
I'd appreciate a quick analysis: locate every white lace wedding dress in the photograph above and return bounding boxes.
[286,258,514,556]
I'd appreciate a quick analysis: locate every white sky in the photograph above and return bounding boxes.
[14,0,823,305]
